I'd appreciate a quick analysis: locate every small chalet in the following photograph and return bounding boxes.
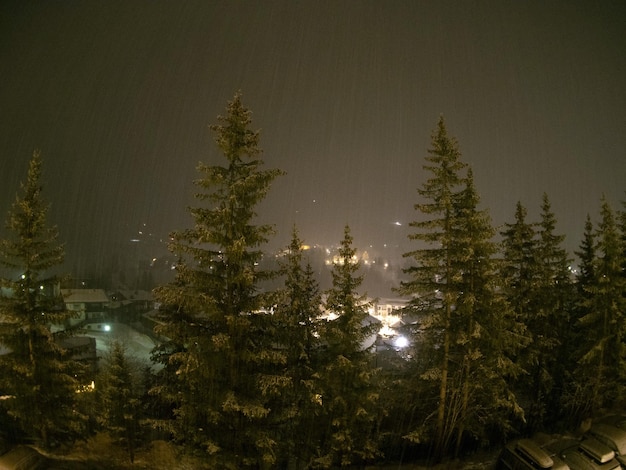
[61,288,110,325]
[108,289,154,322]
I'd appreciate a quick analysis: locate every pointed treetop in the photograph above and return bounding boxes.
[428,115,462,162]
[209,91,261,162]
[23,149,43,197]
[1,150,64,276]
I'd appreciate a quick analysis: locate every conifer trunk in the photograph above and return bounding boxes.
[435,307,450,461]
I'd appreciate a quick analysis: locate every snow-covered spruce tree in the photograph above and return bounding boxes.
[447,169,526,455]
[98,340,142,463]
[398,117,466,461]
[313,225,380,468]
[561,214,598,422]
[399,120,524,460]
[575,197,626,412]
[271,226,323,468]
[534,193,574,423]
[500,202,539,323]
[499,202,540,427]
[0,151,83,447]
[150,93,284,468]
[503,195,573,431]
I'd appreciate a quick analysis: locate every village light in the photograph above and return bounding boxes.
[394,336,409,349]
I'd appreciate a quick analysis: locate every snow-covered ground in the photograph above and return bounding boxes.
[80,322,156,364]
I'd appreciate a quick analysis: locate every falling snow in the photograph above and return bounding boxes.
[0,1,625,277]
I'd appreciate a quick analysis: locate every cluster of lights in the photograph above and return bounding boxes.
[76,381,96,393]
[378,324,410,349]
[325,254,359,266]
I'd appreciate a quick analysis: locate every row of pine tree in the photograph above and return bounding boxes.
[0,94,624,468]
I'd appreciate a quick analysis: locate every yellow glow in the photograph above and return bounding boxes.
[76,380,96,393]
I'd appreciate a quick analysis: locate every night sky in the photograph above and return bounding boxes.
[1,1,625,275]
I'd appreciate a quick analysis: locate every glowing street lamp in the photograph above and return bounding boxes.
[394,336,409,349]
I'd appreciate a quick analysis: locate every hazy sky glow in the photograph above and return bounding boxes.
[1,1,625,274]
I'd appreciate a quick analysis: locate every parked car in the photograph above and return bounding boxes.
[587,423,626,467]
[0,445,48,470]
[545,437,620,470]
[497,437,569,469]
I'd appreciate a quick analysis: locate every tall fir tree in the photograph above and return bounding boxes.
[98,341,142,463]
[0,151,82,447]
[499,201,541,429]
[314,225,380,468]
[271,226,323,468]
[532,194,573,425]
[150,93,284,468]
[619,198,626,279]
[562,214,598,421]
[398,116,467,460]
[576,215,597,293]
[500,201,538,324]
[400,123,524,460]
[448,169,525,455]
[577,197,626,411]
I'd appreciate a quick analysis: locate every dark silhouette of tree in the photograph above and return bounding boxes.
[98,340,142,463]
[534,193,573,423]
[314,225,380,468]
[271,226,323,468]
[562,214,598,422]
[0,151,83,447]
[448,169,526,455]
[577,197,626,411]
[504,194,572,431]
[499,201,543,429]
[150,93,283,467]
[400,120,525,460]
[399,117,467,461]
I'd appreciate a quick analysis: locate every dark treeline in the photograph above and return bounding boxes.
[0,94,625,468]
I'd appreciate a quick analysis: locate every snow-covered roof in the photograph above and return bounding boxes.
[117,289,153,301]
[61,288,109,303]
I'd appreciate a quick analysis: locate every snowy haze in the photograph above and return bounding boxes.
[0,1,625,276]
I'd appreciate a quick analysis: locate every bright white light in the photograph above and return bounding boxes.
[104,324,111,332]
[394,336,409,349]
[394,221,402,226]
[379,325,395,338]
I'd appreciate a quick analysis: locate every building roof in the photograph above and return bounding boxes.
[375,297,409,308]
[116,289,153,302]
[61,288,109,303]
[57,336,97,361]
